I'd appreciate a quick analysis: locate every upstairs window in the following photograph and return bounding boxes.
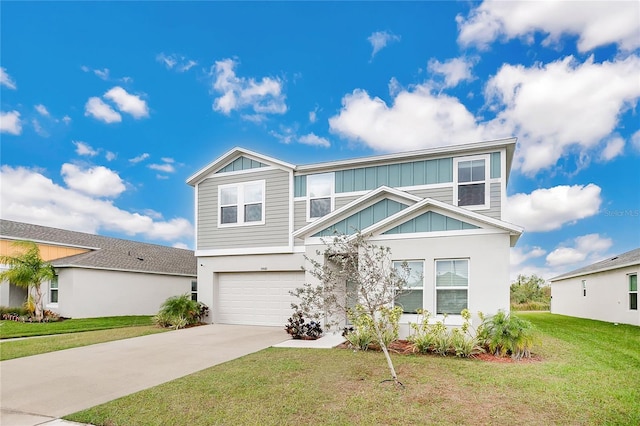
[630,274,637,310]
[307,173,334,220]
[394,261,424,314]
[455,156,489,209]
[218,180,265,226]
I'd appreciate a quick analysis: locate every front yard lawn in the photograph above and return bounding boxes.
[0,325,167,360]
[66,313,640,425]
[0,315,154,339]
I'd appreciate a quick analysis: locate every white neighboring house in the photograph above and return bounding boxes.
[186,138,524,335]
[0,220,197,318]
[550,248,639,326]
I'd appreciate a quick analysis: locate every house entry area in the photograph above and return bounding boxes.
[215,271,304,326]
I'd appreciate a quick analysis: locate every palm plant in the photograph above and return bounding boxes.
[0,240,55,322]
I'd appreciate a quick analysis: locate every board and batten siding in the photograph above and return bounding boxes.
[198,168,290,249]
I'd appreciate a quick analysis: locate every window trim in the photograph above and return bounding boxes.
[306,172,335,222]
[49,275,59,306]
[393,260,425,314]
[191,280,198,302]
[629,274,637,311]
[453,154,490,210]
[217,180,266,227]
[434,258,469,315]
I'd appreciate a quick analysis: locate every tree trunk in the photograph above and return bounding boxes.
[33,285,44,322]
[374,324,400,386]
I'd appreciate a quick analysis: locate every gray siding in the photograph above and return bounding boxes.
[294,200,307,241]
[485,182,501,220]
[407,186,454,204]
[198,168,290,249]
[335,195,360,209]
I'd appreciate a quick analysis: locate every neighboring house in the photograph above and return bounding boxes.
[187,137,523,334]
[0,220,197,318]
[550,248,639,326]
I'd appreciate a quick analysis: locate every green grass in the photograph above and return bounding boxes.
[0,325,167,360]
[0,316,154,339]
[66,313,640,426]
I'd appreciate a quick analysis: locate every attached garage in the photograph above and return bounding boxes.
[215,271,304,326]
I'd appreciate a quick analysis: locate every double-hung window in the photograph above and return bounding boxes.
[191,280,198,302]
[455,156,489,209]
[49,276,59,304]
[394,261,424,314]
[218,180,265,226]
[435,259,469,315]
[307,173,334,220]
[630,274,637,310]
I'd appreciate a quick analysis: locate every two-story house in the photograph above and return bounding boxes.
[187,138,523,331]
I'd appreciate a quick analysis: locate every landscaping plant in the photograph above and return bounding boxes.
[284,311,323,339]
[153,294,208,329]
[407,309,484,358]
[478,310,538,359]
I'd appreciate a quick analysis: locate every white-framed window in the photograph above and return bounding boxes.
[629,274,637,311]
[454,155,489,209]
[49,276,59,304]
[307,172,334,220]
[218,180,265,227]
[394,261,424,314]
[191,280,198,302]
[435,259,469,315]
[582,280,587,297]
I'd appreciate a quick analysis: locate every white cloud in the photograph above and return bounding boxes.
[211,58,287,116]
[157,53,197,72]
[309,106,318,123]
[1,67,17,89]
[62,115,72,125]
[329,87,487,152]
[427,57,475,88]
[105,151,117,161]
[485,55,640,174]
[172,242,190,249]
[600,136,625,162]
[510,246,546,266]
[457,1,640,52]
[505,184,602,232]
[73,141,99,157]
[0,111,22,135]
[270,125,297,145]
[32,119,48,137]
[34,104,50,117]
[161,157,175,163]
[61,163,126,198]
[299,133,331,148]
[367,31,401,60]
[546,234,613,267]
[148,163,175,173]
[85,97,122,123]
[129,153,150,164]
[104,86,149,119]
[0,165,193,242]
[94,68,110,80]
[388,77,402,97]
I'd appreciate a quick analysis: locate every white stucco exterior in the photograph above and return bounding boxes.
[551,265,639,326]
[43,268,195,318]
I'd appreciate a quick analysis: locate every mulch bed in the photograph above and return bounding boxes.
[337,339,542,363]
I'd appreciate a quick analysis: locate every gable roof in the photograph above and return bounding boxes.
[0,220,196,277]
[187,147,295,186]
[293,186,422,238]
[550,248,640,282]
[294,187,523,246]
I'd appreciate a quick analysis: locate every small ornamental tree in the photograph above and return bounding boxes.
[291,232,410,386]
[0,240,55,322]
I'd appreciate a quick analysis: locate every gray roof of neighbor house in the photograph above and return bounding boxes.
[551,248,640,281]
[0,220,196,277]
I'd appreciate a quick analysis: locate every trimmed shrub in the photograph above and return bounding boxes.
[154,294,208,329]
[285,311,323,339]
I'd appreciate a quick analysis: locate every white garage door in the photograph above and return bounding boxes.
[216,271,304,326]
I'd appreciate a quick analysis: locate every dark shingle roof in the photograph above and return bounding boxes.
[551,248,640,281]
[1,220,196,277]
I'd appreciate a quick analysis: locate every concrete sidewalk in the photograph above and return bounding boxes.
[0,324,287,426]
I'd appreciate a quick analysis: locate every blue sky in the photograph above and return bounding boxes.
[1,1,639,280]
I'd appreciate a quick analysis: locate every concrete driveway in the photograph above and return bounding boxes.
[1,324,287,426]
